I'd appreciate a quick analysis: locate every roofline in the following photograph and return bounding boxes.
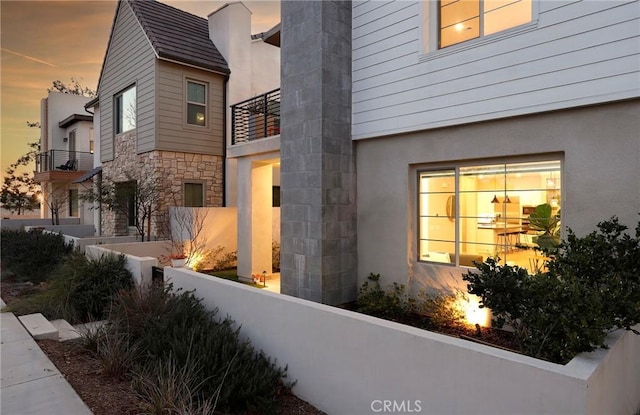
[58,114,94,128]
[158,57,230,76]
[85,96,99,109]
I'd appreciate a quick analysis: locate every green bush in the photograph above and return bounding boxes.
[415,288,467,328]
[357,273,412,320]
[106,285,290,414]
[464,217,640,364]
[7,251,133,323]
[0,229,73,282]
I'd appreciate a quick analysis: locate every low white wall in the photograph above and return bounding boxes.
[24,225,95,238]
[85,245,158,290]
[94,241,171,260]
[166,268,640,415]
[58,235,140,252]
[1,217,79,231]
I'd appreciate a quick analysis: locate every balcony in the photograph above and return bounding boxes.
[33,149,93,183]
[231,88,280,145]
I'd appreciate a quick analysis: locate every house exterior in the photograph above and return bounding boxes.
[33,92,94,224]
[276,0,640,303]
[90,0,280,242]
[91,0,229,239]
[349,0,640,294]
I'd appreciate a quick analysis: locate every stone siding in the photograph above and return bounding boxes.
[101,131,223,239]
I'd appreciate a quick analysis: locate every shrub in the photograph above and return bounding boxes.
[6,251,133,323]
[357,273,411,320]
[192,245,238,272]
[464,217,640,364]
[272,240,280,272]
[415,288,467,328]
[106,285,290,413]
[0,229,73,282]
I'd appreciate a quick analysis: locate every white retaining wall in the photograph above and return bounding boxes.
[58,235,140,252]
[166,267,640,415]
[85,244,160,290]
[1,217,79,231]
[24,225,95,238]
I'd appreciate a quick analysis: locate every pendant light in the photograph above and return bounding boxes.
[503,195,511,204]
[491,195,499,203]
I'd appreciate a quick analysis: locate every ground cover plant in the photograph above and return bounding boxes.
[464,217,640,363]
[355,273,517,350]
[0,229,73,282]
[92,285,291,414]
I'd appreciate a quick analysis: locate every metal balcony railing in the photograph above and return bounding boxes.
[231,88,280,145]
[35,149,93,173]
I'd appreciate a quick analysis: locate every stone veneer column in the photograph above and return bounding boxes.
[280,0,356,305]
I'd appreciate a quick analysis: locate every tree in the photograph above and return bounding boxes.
[48,77,96,97]
[82,173,163,242]
[1,139,40,215]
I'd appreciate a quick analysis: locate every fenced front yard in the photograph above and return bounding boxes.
[165,267,640,415]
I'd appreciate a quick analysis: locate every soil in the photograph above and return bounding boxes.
[1,276,325,415]
[2,275,518,414]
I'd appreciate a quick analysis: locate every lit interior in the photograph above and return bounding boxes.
[419,160,561,273]
[440,0,532,48]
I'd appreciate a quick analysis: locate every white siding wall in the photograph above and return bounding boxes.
[352,0,640,139]
[99,1,156,161]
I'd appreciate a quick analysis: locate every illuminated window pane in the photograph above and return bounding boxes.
[186,81,207,126]
[484,0,532,35]
[439,0,532,48]
[418,159,561,273]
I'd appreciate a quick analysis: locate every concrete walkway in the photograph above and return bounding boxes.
[1,300,92,415]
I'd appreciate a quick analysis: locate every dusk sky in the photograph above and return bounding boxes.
[0,0,280,178]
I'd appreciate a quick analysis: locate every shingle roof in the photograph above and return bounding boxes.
[127,0,229,74]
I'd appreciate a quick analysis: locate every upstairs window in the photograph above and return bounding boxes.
[115,85,136,134]
[186,80,207,126]
[439,0,532,48]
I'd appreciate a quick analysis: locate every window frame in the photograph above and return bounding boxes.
[416,156,562,268]
[421,0,538,56]
[185,79,208,127]
[68,188,79,217]
[114,84,137,135]
[183,181,205,207]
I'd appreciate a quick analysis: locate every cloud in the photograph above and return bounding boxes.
[1,48,57,67]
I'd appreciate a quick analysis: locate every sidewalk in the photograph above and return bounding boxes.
[1,299,92,415]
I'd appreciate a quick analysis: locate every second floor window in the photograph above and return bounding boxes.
[439,0,532,48]
[115,85,136,134]
[187,81,207,126]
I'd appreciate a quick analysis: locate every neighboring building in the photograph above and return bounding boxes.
[89,0,279,240]
[33,92,94,224]
[277,0,640,303]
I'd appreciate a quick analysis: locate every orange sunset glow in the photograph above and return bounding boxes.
[0,0,280,181]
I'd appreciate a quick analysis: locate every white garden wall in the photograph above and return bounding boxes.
[166,267,640,415]
[85,244,163,290]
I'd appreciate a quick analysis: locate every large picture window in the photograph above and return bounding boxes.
[439,0,532,48]
[186,80,207,126]
[115,85,136,134]
[418,159,561,271]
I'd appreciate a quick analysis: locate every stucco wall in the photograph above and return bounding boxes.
[166,267,640,414]
[356,100,640,291]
